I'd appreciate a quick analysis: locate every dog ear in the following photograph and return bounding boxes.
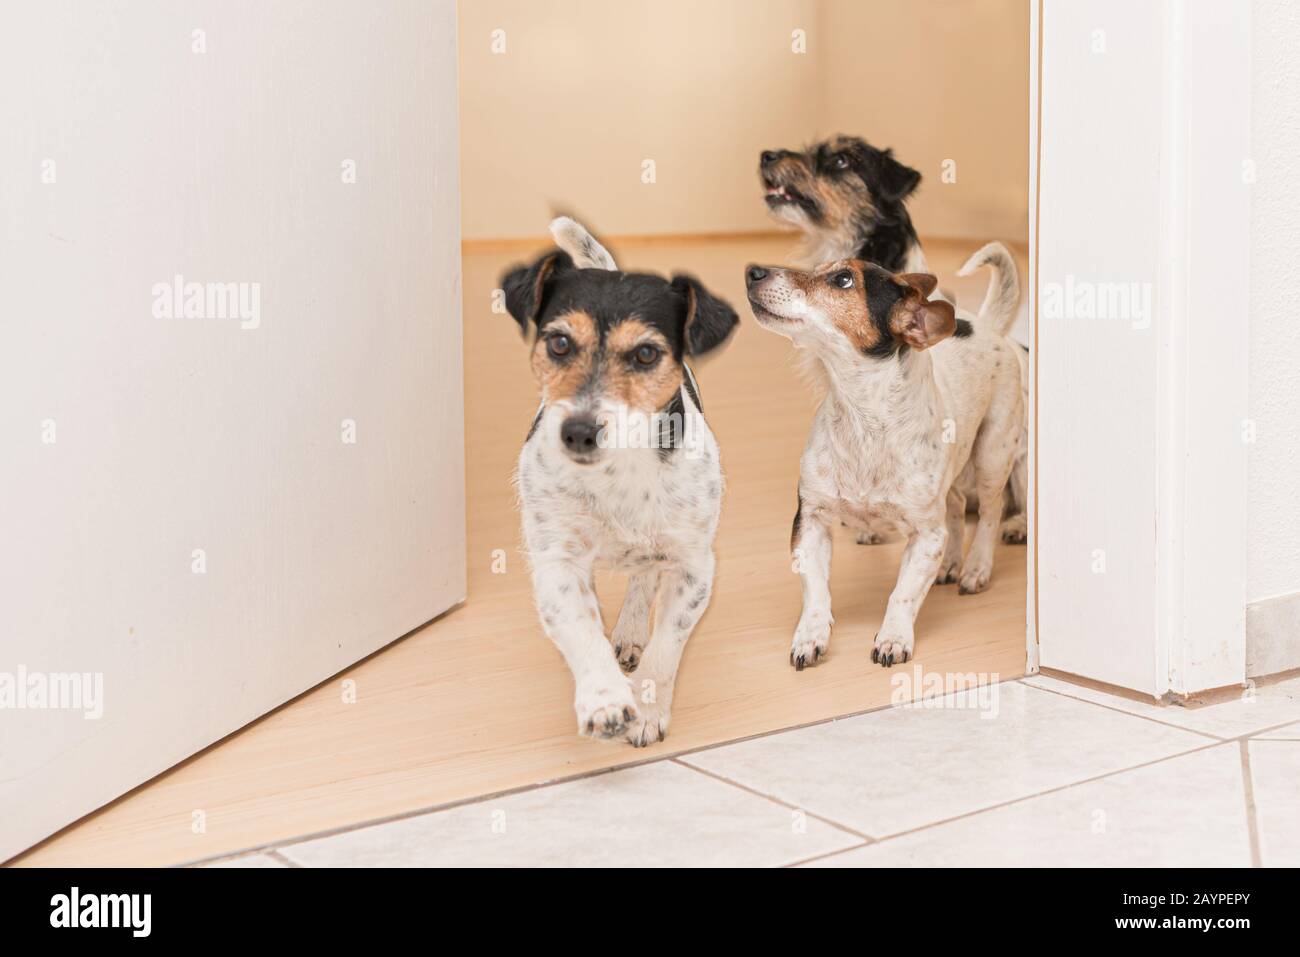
[501,249,573,335]
[672,274,739,356]
[891,296,955,351]
[874,149,921,203]
[899,273,938,298]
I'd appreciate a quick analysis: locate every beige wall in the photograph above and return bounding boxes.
[459,0,1029,243]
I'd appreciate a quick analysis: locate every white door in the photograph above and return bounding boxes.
[0,0,465,861]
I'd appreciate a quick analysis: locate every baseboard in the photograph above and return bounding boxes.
[1246,590,1300,678]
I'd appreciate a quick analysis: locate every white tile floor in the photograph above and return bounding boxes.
[195,673,1300,868]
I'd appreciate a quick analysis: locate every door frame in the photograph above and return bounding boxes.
[1028,0,1250,697]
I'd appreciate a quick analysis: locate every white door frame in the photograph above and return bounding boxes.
[1030,0,1250,698]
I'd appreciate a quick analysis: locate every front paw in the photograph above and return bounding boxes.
[789,615,832,671]
[872,631,913,667]
[613,641,643,673]
[575,681,638,740]
[855,529,888,545]
[958,565,992,595]
[625,702,670,748]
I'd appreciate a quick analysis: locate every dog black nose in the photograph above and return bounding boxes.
[560,415,601,455]
[760,150,780,167]
[746,265,769,286]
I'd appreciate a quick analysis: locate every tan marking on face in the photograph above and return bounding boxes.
[532,310,597,401]
[764,143,876,233]
[781,260,891,354]
[603,319,683,412]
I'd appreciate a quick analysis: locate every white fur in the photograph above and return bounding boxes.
[549,216,617,271]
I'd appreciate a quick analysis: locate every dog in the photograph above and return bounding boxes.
[744,248,1023,669]
[501,218,738,746]
[759,135,1029,544]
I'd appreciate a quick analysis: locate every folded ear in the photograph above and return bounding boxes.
[899,272,938,298]
[671,274,739,357]
[501,249,573,335]
[891,297,956,351]
[875,149,921,203]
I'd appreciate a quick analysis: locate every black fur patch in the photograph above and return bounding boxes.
[814,139,922,272]
[952,318,974,338]
[861,267,907,359]
[790,492,804,551]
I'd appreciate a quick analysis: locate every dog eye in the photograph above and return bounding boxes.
[830,270,854,289]
[633,344,661,367]
[832,153,850,170]
[547,334,572,359]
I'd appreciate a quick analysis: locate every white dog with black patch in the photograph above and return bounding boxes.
[744,246,1022,669]
[501,219,738,746]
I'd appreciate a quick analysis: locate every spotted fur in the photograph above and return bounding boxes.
[745,257,1024,669]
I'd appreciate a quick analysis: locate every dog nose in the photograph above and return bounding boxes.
[560,415,601,456]
[760,150,780,167]
[746,265,769,286]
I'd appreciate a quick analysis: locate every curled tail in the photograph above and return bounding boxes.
[549,216,617,271]
[957,241,1019,336]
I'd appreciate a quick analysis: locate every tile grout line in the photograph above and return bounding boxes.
[668,757,874,843]
[1238,741,1263,868]
[864,741,1235,848]
[783,841,872,869]
[264,848,302,869]
[1022,680,1229,741]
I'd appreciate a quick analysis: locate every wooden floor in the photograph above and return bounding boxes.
[15,234,1028,867]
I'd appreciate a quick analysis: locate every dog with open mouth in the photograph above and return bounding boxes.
[502,218,738,746]
[760,135,1030,545]
[745,250,1023,669]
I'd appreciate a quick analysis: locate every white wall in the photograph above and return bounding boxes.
[458,0,1029,242]
[1248,0,1300,606]
[0,0,465,861]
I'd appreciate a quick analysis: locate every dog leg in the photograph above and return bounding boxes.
[873,523,946,666]
[624,553,714,747]
[960,452,1016,595]
[1000,452,1029,544]
[791,504,834,669]
[610,568,659,672]
[531,559,637,740]
[936,484,966,584]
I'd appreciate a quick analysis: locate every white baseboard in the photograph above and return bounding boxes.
[1247,591,1300,678]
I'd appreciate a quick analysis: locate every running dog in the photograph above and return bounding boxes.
[502,218,738,745]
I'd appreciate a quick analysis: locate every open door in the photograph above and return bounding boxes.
[0,0,465,862]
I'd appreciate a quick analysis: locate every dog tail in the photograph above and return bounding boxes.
[957,241,1019,336]
[549,216,617,271]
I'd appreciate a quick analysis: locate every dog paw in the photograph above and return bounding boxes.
[575,682,638,740]
[789,616,831,671]
[613,642,643,673]
[871,632,913,668]
[855,530,887,545]
[935,560,961,585]
[1000,514,1027,544]
[958,566,992,595]
[624,703,670,748]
